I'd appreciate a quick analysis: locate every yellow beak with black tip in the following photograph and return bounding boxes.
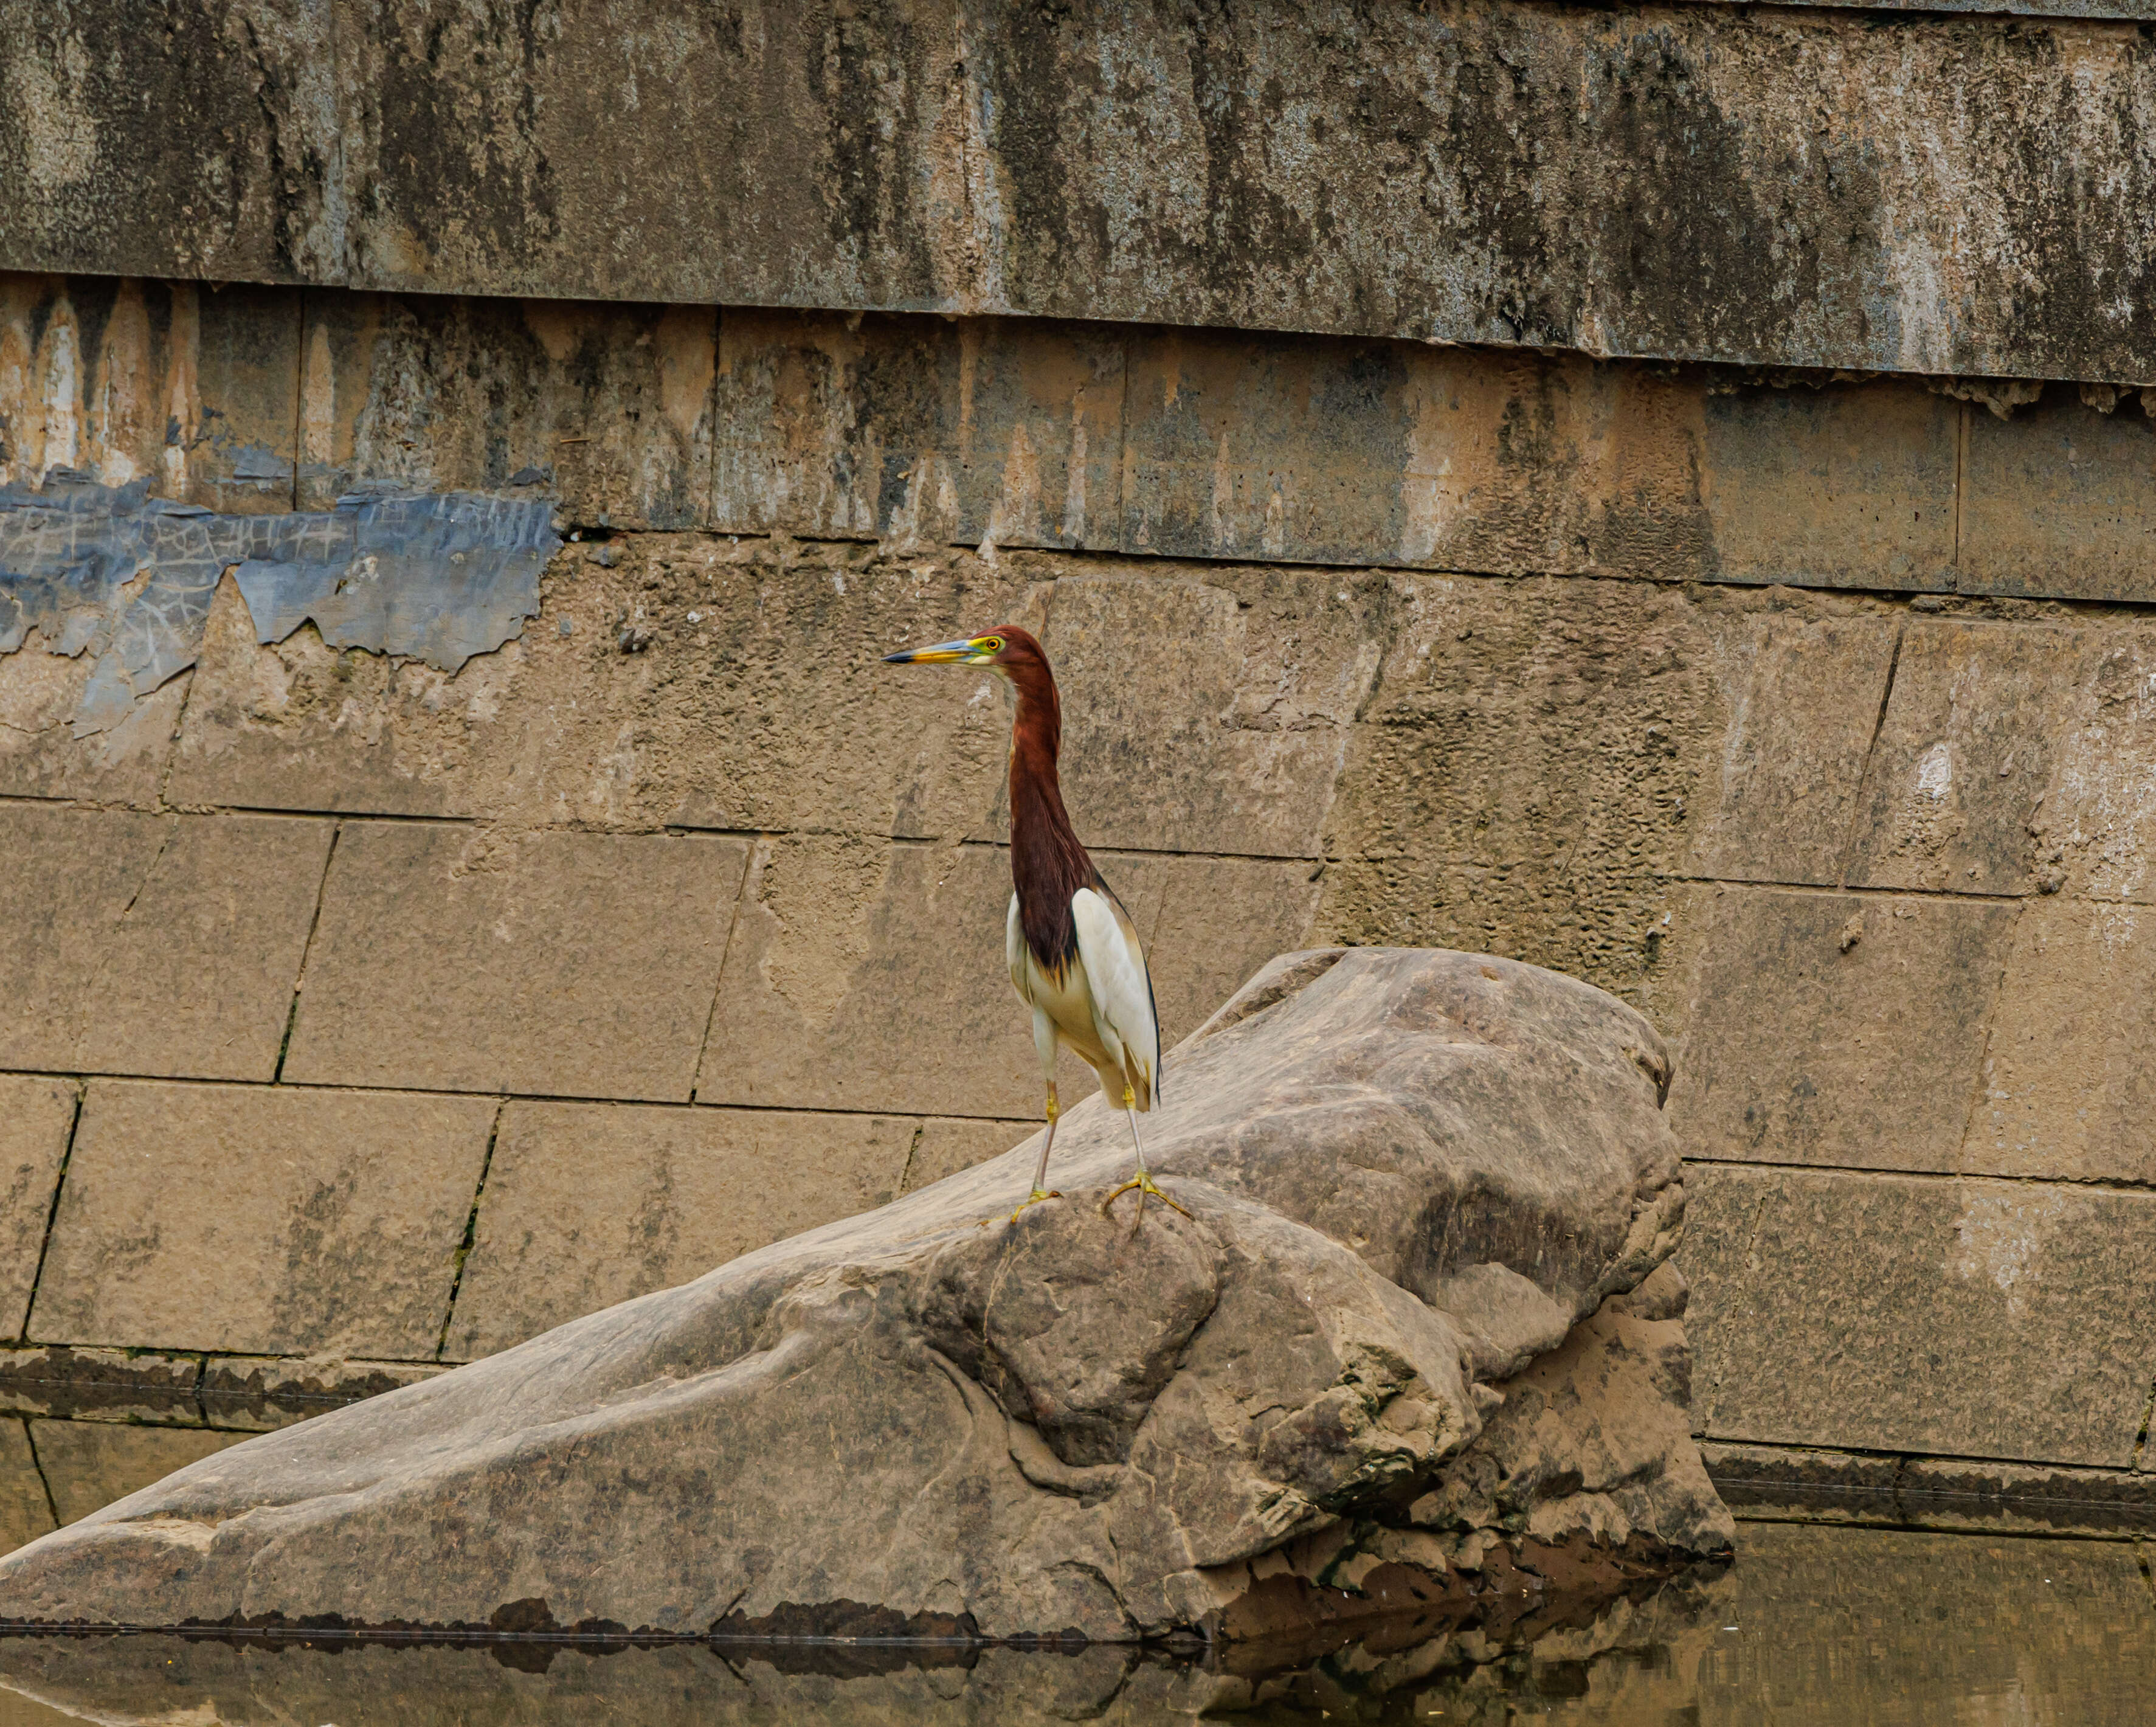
[882,636,998,666]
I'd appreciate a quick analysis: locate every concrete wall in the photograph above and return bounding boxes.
[2,270,2154,1529]
[13,1,2156,379]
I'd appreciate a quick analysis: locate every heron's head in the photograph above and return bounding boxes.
[881,625,1045,679]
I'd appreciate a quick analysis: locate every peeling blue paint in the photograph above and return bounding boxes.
[0,476,560,736]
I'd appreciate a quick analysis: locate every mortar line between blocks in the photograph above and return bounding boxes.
[18,1082,85,1346]
[275,822,342,1084]
[0,1068,1038,1125]
[1952,401,1968,581]
[19,1415,62,1532]
[435,1098,506,1363]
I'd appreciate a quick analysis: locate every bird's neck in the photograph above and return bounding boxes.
[1006,665,1093,969]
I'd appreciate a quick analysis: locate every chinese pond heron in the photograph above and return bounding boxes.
[883,626,1185,1229]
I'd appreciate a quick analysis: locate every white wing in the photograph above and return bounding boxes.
[1071,886,1162,1109]
[1006,892,1028,1002]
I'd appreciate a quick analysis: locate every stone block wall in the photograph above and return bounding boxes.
[4,269,2155,1532]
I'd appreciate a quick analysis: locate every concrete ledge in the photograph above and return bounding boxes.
[9,5,2156,378]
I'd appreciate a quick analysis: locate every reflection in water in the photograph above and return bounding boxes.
[2,1523,2154,1724]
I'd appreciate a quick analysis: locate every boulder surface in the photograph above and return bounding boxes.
[0,948,1730,1639]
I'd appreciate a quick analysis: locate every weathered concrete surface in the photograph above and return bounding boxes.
[714,311,1124,549]
[902,1116,1034,1194]
[0,949,1724,1636]
[0,1077,72,1340]
[29,1080,495,1358]
[0,808,331,1083]
[1667,888,2016,1173]
[444,1103,923,1360]
[0,276,300,510]
[173,536,1042,829]
[1681,614,1901,884]
[12,7,2156,381]
[283,825,748,1102]
[1961,389,2156,603]
[1684,1166,2156,1466]
[1964,897,2156,1184]
[300,292,717,528]
[1845,619,2085,896]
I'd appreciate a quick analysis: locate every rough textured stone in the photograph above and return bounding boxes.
[1682,1165,2156,1466]
[0,808,333,1082]
[1845,618,2086,896]
[0,274,302,511]
[172,538,1040,835]
[285,824,747,1101]
[1322,576,1712,884]
[30,1081,496,1359]
[29,1421,245,1529]
[0,1417,52,1559]
[0,948,1723,1637]
[297,291,716,528]
[713,311,1124,550]
[1961,390,2156,603]
[0,643,188,808]
[446,1102,919,1361]
[2035,620,2156,902]
[1667,888,2015,1171]
[1682,611,1900,883]
[1315,575,1716,1010]
[1034,567,1382,858]
[0,1078,72,1340]
[1964,896,2156,1183]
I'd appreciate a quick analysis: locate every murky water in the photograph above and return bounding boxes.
[2,1519,2152,1724]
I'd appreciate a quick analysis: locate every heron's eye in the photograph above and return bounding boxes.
[978,636,1004,655]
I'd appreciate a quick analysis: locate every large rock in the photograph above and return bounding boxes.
[0,947,1729,1639]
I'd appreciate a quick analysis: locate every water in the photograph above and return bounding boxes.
[2,1520,2152,1724]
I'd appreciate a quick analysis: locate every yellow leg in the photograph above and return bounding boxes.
[986,1083,1063,1227]
[1100,1085,1189,1230]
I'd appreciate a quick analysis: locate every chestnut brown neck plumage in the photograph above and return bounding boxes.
[997,628,1096,973]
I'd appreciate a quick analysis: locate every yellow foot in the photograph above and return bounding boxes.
[984,1188,1062,1228]
[1100,1171,1192,1227]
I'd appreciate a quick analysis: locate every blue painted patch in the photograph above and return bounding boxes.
[0,475,561,736]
